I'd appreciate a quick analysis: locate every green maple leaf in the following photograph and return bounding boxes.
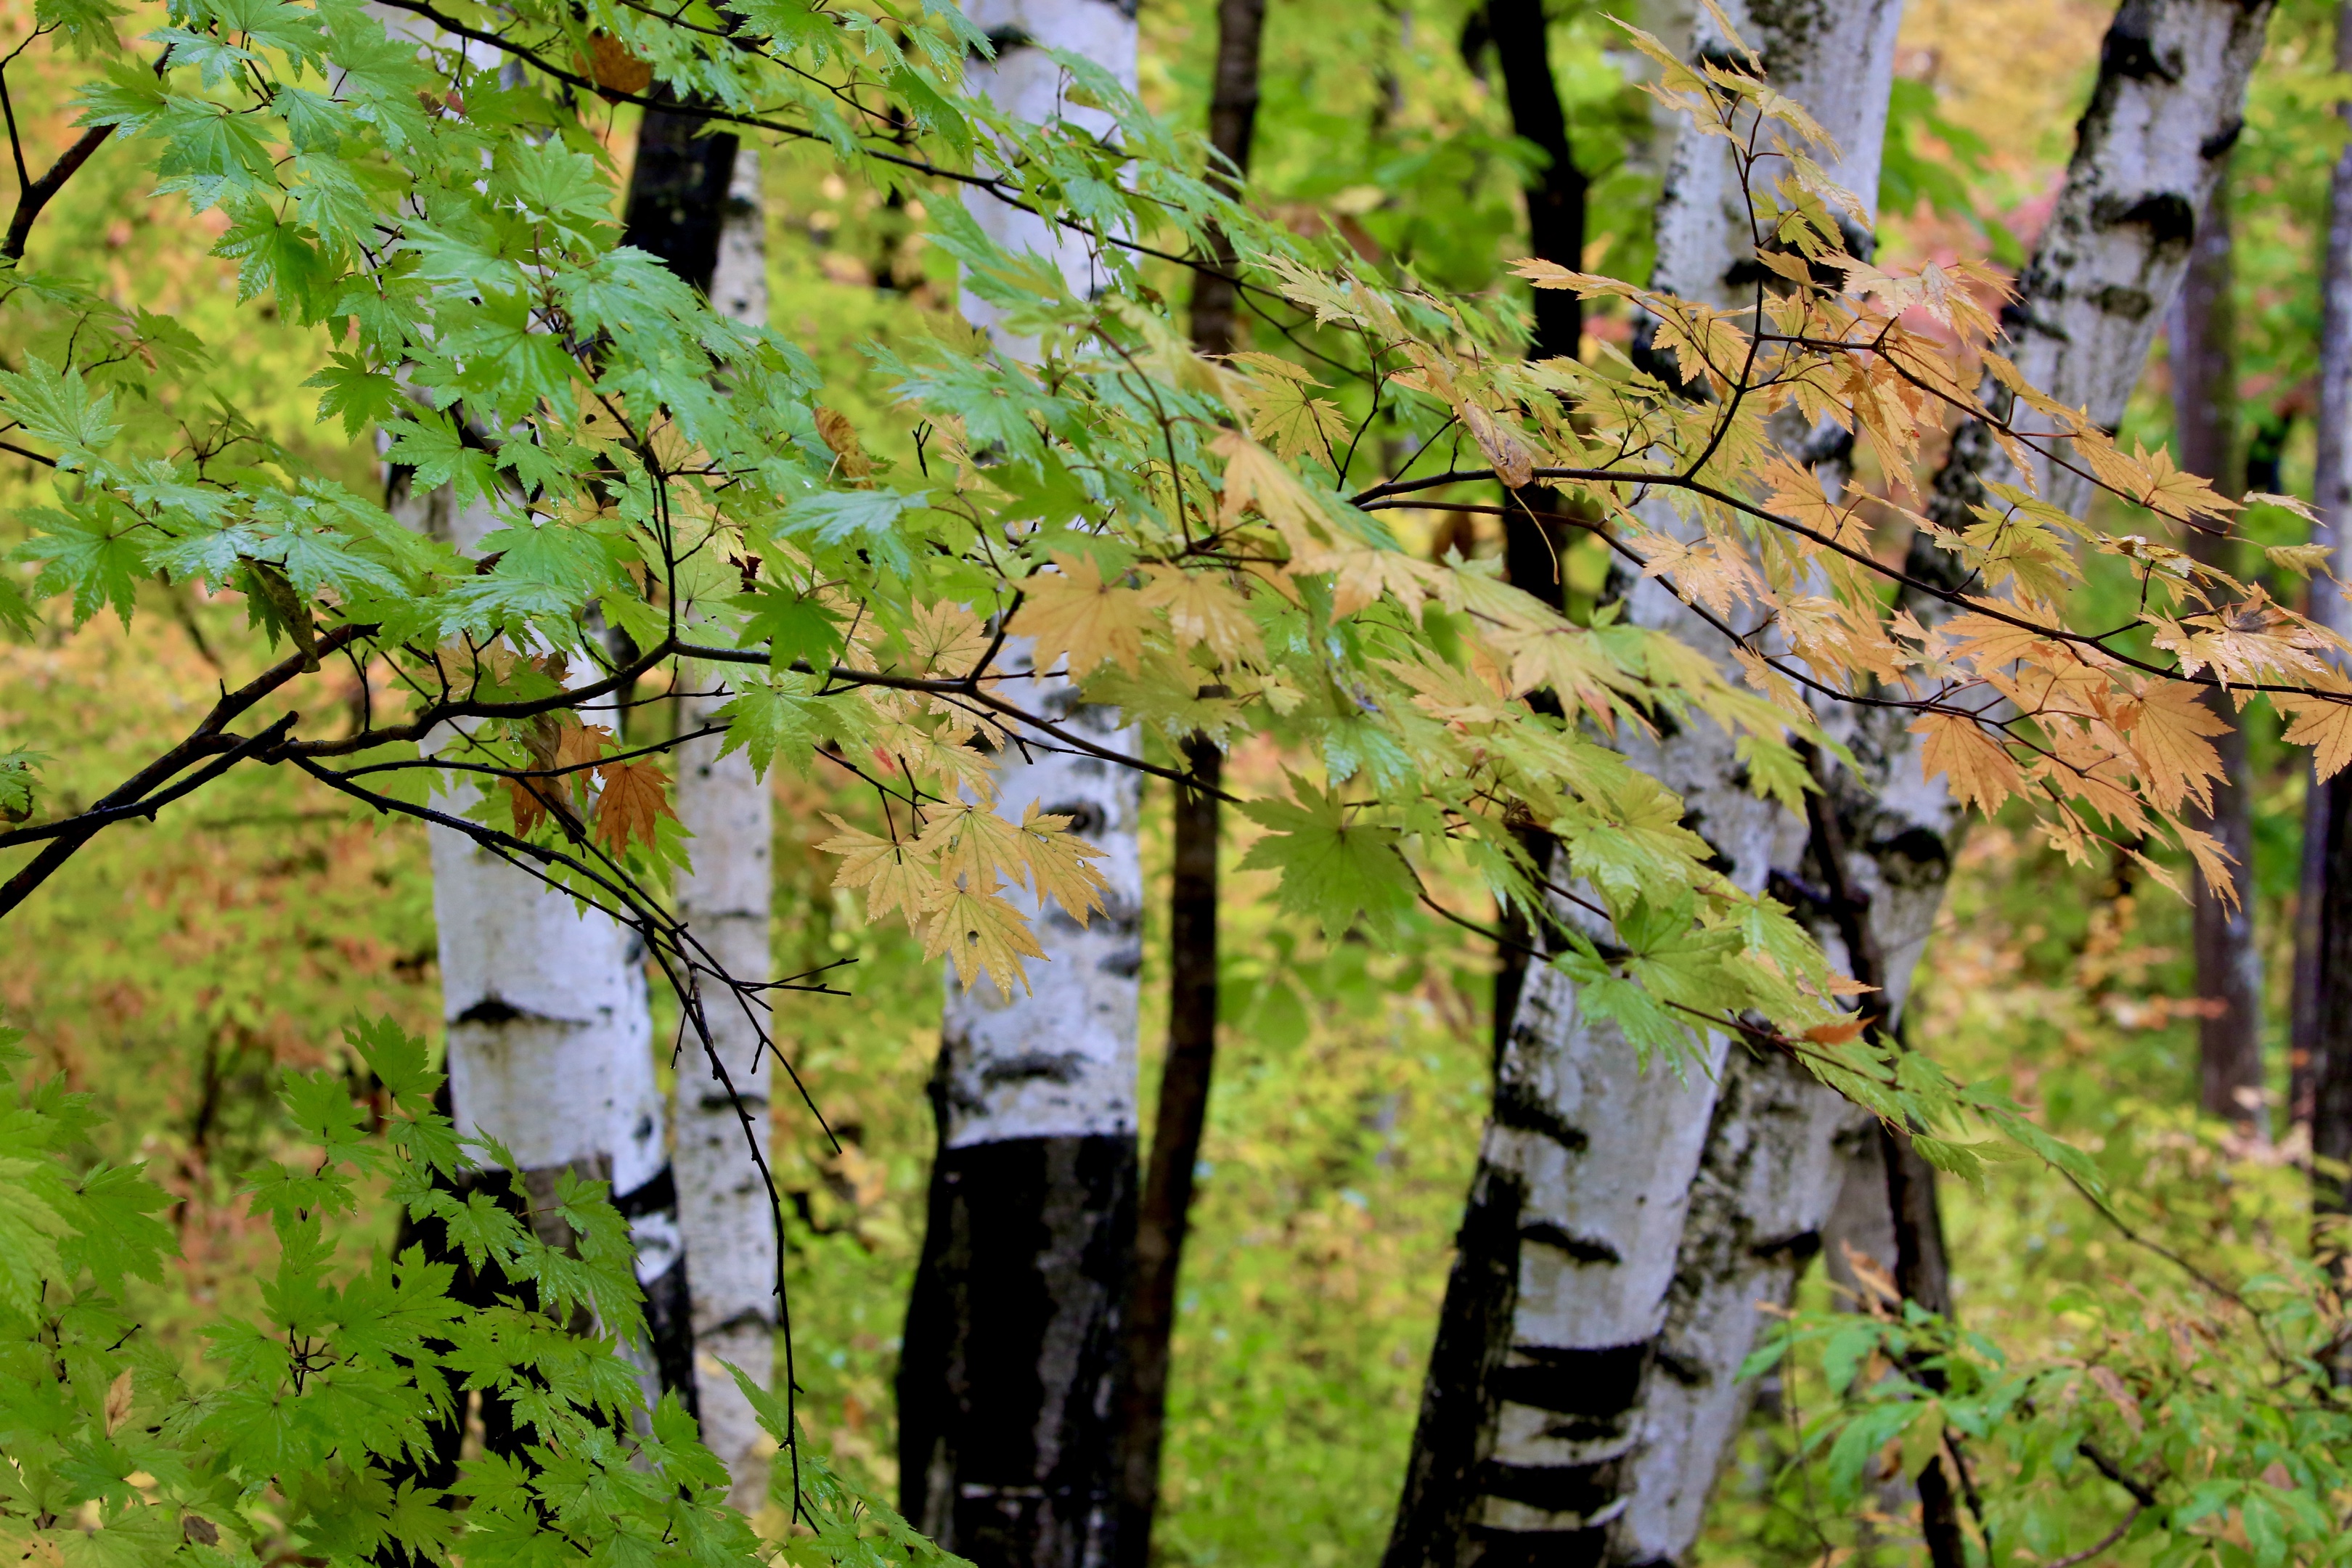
[734,585,846,669]
[1236,777,1417,941]
[0,358,121,465]
[16,505,146,628]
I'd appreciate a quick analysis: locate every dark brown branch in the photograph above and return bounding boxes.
[0,624,367,917]
[1,123,107,261]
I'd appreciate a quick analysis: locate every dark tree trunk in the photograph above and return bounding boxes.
[2172,171,2269,1138]
[2311,774,2352,1383]
[1185,0,1269,359]
[622,99,740,293]
[2300,1,2352,1144]
[1479,0,1585,1064]
[1104,2,1270,1544]
[1486,0,1587,605]
[899,1133,1136,1567]
[1113,739,1223,1568]
[1381,1171,1541,1568]
[2320,772,2352,1214]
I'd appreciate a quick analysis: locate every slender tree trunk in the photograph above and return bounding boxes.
[1106,4,1267,1553]
[1606,7,1909,1559]
[407,483,693,1407]
[1112,739,1222,1568]
[659,144,777,1511]
[2310,4,2352,1267]
[1478,0,1588,1056]
[1185,0,1267,361]
[899,8,1144,1565]
[2298,1,2352,1145]
[2171,170,2269,1138]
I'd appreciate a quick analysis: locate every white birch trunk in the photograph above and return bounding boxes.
[672,144,776,1512]
[942,0,1143,1188]
[893,8,1144,1561]
[1609,9,1908,1555]
[399,489,679,1293]
[1388,7,1903,1561]
[363,1,683,1344]
[1961,0,2275,521]
[1817,0,2279,1284]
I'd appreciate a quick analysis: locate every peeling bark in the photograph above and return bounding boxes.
[900,12,1143,1548]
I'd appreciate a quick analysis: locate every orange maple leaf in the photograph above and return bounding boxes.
[592,759,678,855]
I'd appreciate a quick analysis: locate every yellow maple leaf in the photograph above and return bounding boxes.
[1138,566,1262,664]
[905,600,987,680]
[1017,800,1110,923]
[817,814,936,927]
[2117,681,2229,815]
[1229,352,1350,462]
[2279,679,2352,781]
[1213,430,1330,555]
[1910,711,2022,814]
[1297,547,1440,618]
[923,883,1048,1000]
[915,801,1030,895]
[2176,822,2240,913]
[1009,555,1145,676]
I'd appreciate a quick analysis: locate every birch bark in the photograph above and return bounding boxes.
[897,7,1144,1565]
[396,481,691,1400]
[1387,6,1901,1563]
[1817,0,2279,1263]
[362,0,693,1413]
[667,144,777,1512]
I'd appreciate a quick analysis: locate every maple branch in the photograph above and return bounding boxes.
[2,40,171,263]
[673,641,1246,804]
[0,621,367,918]
[1359,461,2352,708]
[285,632,683,757]
[1,122,108,262]
[2041,1495,2144,1568]
[361,0,1270,307]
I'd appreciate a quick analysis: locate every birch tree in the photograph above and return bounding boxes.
[656,143,779,1510]
[1385,6,1906,1561]
[897,5,1144,1564]
[366,0,695,1417]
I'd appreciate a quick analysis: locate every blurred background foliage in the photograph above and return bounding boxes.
[7,0,2351,1561]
